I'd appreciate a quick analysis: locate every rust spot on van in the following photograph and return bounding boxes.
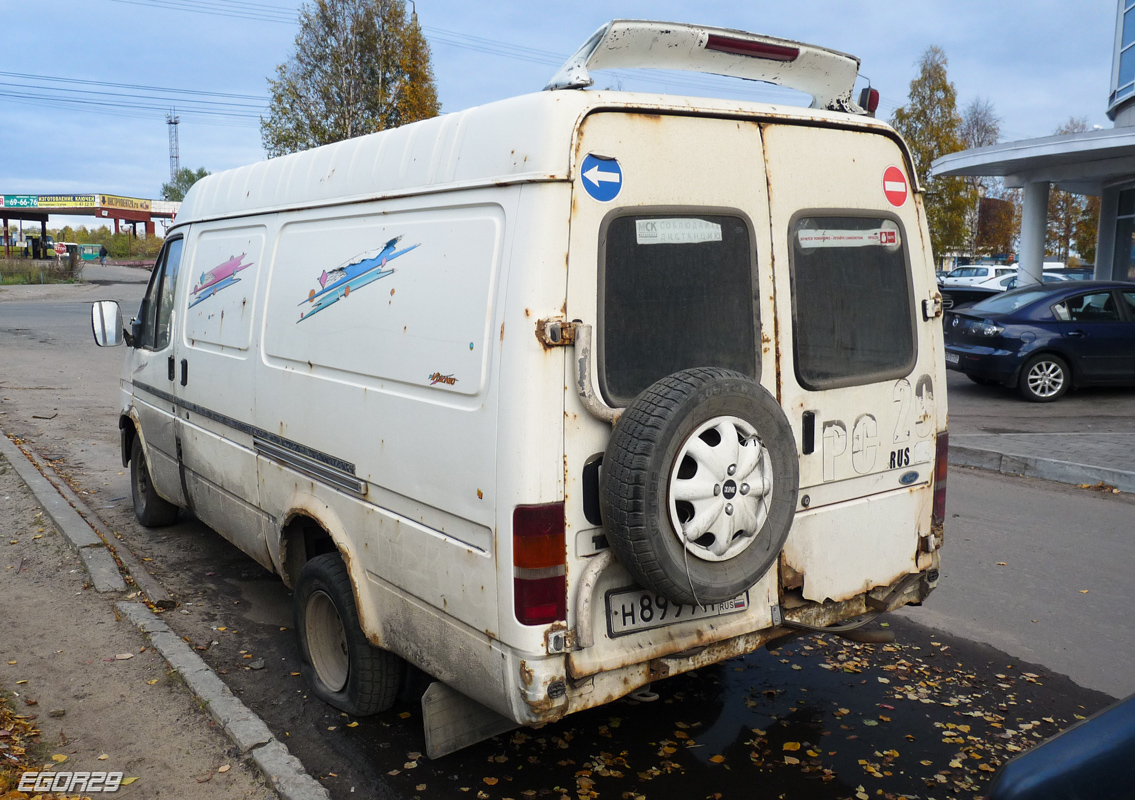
[500,322,505,341]
[525,308,531,317]
[519,660,534,686]
[630,112,663,123]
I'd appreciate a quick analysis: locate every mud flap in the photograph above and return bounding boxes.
[422,681,519,759]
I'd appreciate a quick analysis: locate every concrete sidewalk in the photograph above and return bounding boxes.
[950,431,1135,493]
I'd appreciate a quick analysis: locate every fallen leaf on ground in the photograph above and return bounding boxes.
[347,721,359,728]
[146,679,158,685]
[121,777,139,785]
[483,777,499,785]
[709,755,725,763]
[51,754,68,763]
[217,764,230,773]
[115,653,133,660]
[783,742,801,751]
[98,754,109,760]
[784,756,800,765]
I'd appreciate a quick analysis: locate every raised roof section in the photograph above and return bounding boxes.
[177,88,901,226]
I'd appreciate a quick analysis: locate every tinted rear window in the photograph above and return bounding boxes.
[601,214,757,405]
[790,216,914,388]
[969,287,1051,315]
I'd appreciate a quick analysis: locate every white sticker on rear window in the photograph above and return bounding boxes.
[635,218,723,245]
[797,226,902,250]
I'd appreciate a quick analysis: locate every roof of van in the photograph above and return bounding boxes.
[176,89,909,226]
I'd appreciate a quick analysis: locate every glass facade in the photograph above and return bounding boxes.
[1111,0,1135,115]
[1113,188,1135,280]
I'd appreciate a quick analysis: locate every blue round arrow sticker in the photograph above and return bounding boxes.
[580,154,623,202]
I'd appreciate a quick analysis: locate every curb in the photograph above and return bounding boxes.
[0,431,126,592]
[117,602,330,800]
[950,445,1135,493]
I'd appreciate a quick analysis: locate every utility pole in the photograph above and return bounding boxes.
[166,108,180,184]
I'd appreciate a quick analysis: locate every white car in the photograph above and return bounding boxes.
[939,264,1016,287]
[973,271,1072,291]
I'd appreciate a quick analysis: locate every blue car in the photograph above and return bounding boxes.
[943,281,1135,402]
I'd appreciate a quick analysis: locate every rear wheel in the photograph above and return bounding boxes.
[1018,354,1069,402]
[295,553,403,716]
[130,436,178,527]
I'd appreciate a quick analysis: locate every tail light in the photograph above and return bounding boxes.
[933,432,948,525]
[857,86,881,115]
[705,35,799,62]
[513,503,566,625]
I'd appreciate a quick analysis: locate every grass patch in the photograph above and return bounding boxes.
[0,260,79,285]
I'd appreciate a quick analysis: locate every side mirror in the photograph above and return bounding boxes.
[91,301,125,347]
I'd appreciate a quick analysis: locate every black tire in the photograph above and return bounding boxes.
[600,368,799,606]
[295,553,403,716]
[130,436,178,528]
[1017,353,1070,402]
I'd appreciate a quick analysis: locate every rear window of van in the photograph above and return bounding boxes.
[600,213,758,406]
[790,215,914,388]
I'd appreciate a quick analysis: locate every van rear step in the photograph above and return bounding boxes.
[422,681,519,759]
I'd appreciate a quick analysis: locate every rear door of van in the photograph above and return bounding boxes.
[562,110,781,680]
[760,123,945,605]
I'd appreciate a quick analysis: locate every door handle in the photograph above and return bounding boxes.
[167,354,175,381]
[180,359,188,386]
[1067,330,1085,338]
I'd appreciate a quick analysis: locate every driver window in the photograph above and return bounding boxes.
[154,239,184,351]
[136,238,183,351]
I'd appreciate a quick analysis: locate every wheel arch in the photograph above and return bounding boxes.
[277,503,386,648]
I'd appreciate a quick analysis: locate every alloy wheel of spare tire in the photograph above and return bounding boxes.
[295,553,404,716]
[1018,353,1069,402]
[600,368,799,606]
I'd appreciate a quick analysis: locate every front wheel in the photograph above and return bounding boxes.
[130,436,178,527]
[1018,354,1069,402]
[295,553,403,716]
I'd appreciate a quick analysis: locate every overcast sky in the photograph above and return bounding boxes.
[0,0,1120,226]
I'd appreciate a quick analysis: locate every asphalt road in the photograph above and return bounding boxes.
[1,281,1133,799]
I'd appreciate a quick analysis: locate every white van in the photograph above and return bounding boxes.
[92,21,948,757]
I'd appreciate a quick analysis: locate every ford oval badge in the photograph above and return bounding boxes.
[899,471,919,486]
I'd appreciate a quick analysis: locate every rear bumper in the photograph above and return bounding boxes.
[945,345,1020,385]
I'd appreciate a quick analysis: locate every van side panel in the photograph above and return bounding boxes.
[177,222,273,567]
[253,190,516,645]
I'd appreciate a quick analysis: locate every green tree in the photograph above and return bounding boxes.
[161,166,211,202]
[891,46,972,262]
[260,0,440,158]
[1073,195,1100,265]
[959,98,1001,257]
[1046,118,1093,264]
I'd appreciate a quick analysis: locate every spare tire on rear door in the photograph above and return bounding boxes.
[600,368,799,606]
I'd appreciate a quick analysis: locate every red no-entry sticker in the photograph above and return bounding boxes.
[883,166,908,207]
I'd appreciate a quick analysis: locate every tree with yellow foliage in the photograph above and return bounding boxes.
[261,0,440,158]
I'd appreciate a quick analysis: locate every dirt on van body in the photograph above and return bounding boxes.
[0,454,275,800]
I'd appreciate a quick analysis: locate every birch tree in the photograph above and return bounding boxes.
[261,0,440,157]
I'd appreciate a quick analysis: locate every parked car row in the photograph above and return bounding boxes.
[943,281,1135,402]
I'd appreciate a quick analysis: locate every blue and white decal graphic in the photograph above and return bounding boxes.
[580,154,623,203]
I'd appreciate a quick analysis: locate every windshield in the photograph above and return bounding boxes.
[969,287,1051,315]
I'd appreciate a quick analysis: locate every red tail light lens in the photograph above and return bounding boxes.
[705,35,799,62]
[933,432,948,525]
[513,503,566,625]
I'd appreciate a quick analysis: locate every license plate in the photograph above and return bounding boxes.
[605,587,749,638]
[944,351,960,364]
